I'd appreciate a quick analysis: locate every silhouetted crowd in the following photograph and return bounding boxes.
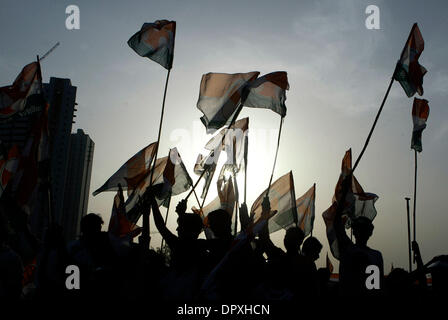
[1,187,447,301]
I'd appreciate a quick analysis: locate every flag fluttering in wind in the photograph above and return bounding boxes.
[0,62,42,119]
[296,184,316,237]
[322,149,378,259]
[411,98,430,152]
[125,148,192,222]
[0,145,20,198]
[393,23,426,97]
[108,185,141,239]
[194,148,222,199]
[243,71,289,117]
[197,72,259,132]
[205,117,249,172]
[127,20,176,69]
[10,101,50,215]
[93,142,158,196]
[250,171,296,233]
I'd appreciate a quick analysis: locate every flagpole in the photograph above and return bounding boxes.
[405,197,412,272]
[352,75,394,172]
[160,193,172,249]
[233,174,239,236]
[244,135,248,204]
[412,150,418,259]
[142,68,171,249]
[266,116,284,196]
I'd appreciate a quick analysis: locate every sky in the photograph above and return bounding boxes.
[1,0,447,272]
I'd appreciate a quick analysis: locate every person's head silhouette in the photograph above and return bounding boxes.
[81,213,103,240]
[207,209,232,239]
[176,213,203,240]
[302,236,322,262]
[283,226,305,254]
[352,216,374,247]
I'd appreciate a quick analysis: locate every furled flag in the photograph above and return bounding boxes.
[197,72,259,132]
[0,62,42,119]
[326,253,334,274]
[322,149,379,259]
[92,142,158,196]
[250,171,297,233]
[411,98,430,152]
[125,148,192,223]
[108,185,141,239]
[127,20,176,70]
[243,71,289,117]
[296,184,316,237]
[393,23,427,97]
[0,145,20,198]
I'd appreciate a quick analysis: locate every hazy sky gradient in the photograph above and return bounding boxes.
[1,0,447,272]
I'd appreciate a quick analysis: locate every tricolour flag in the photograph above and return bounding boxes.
[322,149,378,259]
[411,98,429,152]
[0,62,42,118]
[250,171,297,233]
[125,148,192,223]
[243,71,289,117]
[393,23,427,97]
[0,145,20,198]
[108,185,141,239]
[127,20,176,70]
[296,184,316,237]
[197,72,259,132]
[92,142,158,196]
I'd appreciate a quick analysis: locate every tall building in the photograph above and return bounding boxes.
[62,129,94,242]
[43,77,77,226]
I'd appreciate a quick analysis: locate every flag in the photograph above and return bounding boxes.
[127,20,176,70]
[9,99,50,215]
[0,145,20,198]
[108,185,141,239]
[205,117,249,171]
[0,62,42,119]
[92,142,158,196]
[322,149,378,259]
[393,23,427,97]
[243,71,289,117]
[192,176,236,224]
[125,148,192,223]
[250,171,297,233]
[326,253,334,274]
[194,148,222,199]
[411,98,429,152]
[197,72,259,132]
[296,184,316,237]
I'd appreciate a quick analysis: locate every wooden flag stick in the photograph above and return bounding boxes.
[142,69,171,249]
[266,116,284,196]
[405,197,412,272]
[244,135,248,204]
[352,75,394,172]
[413,150,418,244]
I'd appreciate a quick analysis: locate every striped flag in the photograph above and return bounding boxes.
[250,171,297,233]
[411,98,429,152]
[243,71,289,117]
[394,23,427,97]
[0,62,42,118]
[92,142,158,196]
[127,20,176,69]
[197,72,259,132]
[0,145,20,198]
[322,149,378,259]
[125,148,192,222]
[296,184,316,237]
[108,185,141,239]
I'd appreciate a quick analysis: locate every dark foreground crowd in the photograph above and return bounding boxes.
[1,188,447,301]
